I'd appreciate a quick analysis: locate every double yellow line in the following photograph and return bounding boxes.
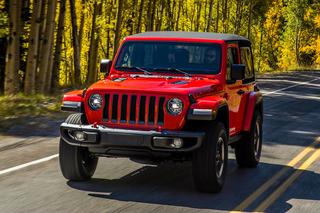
[230,137,320,212]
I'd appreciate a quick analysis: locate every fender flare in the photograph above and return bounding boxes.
[187,96,227,121]
[61,90,85,112]
[242,92,263,131]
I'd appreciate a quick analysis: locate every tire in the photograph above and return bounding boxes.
[192,122,228,193]
[235,111,262,168]
[59,113,98,181]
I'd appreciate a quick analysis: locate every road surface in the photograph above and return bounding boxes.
[1,71,320,212]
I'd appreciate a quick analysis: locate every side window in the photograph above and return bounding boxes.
[226,47,238,81]
[240,47,254,81]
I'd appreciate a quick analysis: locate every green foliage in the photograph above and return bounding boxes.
[0,1,8,38]
[0,94,62,120]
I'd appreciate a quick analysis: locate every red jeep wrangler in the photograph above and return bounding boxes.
[59,32,263,193]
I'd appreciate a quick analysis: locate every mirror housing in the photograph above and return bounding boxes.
[100,59,112,75]
[231,64,245,80]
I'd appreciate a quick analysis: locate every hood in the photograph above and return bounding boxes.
[86,75,222,97]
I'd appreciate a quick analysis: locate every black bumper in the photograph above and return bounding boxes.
[60,123,205,152]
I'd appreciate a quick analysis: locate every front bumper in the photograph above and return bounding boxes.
[60,123,205,152]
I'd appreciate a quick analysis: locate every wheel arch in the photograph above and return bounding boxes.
[185,101,229,138]
[243,92,263,131]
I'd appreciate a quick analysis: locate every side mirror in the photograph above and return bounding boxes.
[100,59,112,74]
[231,64,245,80]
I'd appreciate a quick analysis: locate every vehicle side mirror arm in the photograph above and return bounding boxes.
[100,59,112,76]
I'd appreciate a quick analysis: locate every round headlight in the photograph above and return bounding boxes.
[88,94,102,110]
[167,98,183,115]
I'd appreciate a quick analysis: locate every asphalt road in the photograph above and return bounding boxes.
[1,71,320,213]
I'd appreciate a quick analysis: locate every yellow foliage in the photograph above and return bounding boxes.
[315,36,320,65]
[315,15,320,28]
[278,45,297,69]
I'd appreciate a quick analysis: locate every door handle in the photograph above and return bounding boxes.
[237,89,245,95]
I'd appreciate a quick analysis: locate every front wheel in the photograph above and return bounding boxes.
[59,138,98,181]
[192,122,228,193]
[59,113,98,181]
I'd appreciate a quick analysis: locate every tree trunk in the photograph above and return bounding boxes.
[113,0,124,58]
[146,0,152,31]
[247,0,253,39]
[38,0,57,93]
[175,0,182,31]
[45,33,55,93]
[234,0,242,34]
[5,0,22,95]
[195,0,202,31]
[24,0,42,95]
[136,0,144,33]
[69,0,81,87]
[215,0,220,32]
[155,0,165,31]
[206,0,214,32]
[150,0,156,31]
[222,0,228,33]
[106,14,111,58]
[51,0,66,93]
[37,0,48,70]
[78,0,86,53]
[87,1,101,85]
[129,0,138,34]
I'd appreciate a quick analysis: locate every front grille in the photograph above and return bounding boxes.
[103,93,165,126]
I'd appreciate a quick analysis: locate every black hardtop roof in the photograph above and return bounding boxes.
[128,31,251,44]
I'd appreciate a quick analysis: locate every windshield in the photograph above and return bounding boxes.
[115,41,222,75]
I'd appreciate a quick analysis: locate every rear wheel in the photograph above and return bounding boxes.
[59,113,98,181]
[192,122,228,193]
[235,111,262,167]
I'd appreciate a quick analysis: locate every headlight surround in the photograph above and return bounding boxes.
[88,94,103,110]
[166,98,183,115]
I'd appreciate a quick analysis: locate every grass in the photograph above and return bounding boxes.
[0,94,66,132]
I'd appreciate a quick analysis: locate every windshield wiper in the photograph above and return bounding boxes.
[152,67,191,77]
[116,66,153,75]
[135,67,153,75]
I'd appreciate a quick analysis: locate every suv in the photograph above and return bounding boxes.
[59,32,263,193]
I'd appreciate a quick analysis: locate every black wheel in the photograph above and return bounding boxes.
[235,111,262,168]
[59,113,98,181]
[192,122,228,193]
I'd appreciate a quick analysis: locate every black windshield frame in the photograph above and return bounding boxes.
[114,41,222,75]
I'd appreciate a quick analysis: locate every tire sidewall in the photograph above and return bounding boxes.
[252,112,263,162]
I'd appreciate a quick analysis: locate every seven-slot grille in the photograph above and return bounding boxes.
[103,93,165,126]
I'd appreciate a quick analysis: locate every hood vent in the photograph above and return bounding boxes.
[170,80,188,85]
[112,77,126,82]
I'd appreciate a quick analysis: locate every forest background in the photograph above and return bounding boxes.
[0,0,320,96]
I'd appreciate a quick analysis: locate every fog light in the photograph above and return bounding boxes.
[153,137,184,149]
[74,131,86,141]
[170,138,183,148]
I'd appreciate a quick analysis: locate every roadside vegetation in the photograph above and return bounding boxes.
[0,94,64,131]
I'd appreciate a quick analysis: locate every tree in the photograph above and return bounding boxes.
[52,0,67,93]
[69,0,81,86]
[87,1,101,85]
[24,0,42,95]
[113,0,124,57]
[4,0,22,95]
[38,0,57,93]
[136,0,144,33]
[206,0,214,32]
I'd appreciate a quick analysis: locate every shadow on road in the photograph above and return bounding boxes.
[67,159,320,212]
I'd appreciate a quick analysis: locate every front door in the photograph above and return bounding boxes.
[225,44,247,136]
